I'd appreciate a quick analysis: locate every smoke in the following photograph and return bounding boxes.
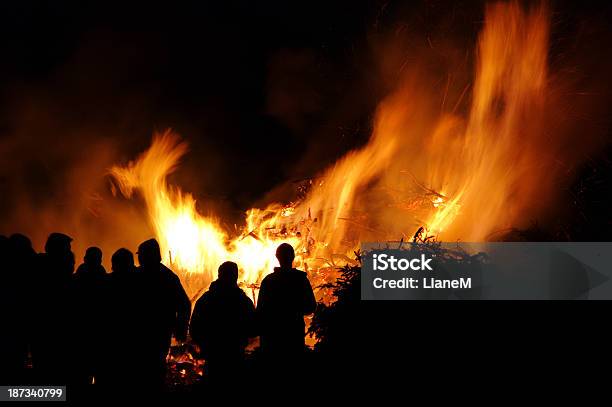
[0,29,177,263]
[0,87,152,266]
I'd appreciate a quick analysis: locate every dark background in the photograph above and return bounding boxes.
[0,1,611,378]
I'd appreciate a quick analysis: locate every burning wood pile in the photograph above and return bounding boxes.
[165,342,204,390]
[105,1,585,323]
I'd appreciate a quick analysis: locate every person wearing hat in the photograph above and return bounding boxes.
[31,232,75,384]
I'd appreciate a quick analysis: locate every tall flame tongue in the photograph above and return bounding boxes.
[282,1,553,243]
[110,2,560,296]
[109,134,228,285]
[109,133,302,298]
[424,2,550,239]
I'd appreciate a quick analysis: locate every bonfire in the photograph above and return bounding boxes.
[109,2,557,307]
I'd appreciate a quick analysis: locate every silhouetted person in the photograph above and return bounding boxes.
[41,232,76,282]
[0,234,36,384]
[70,247,108,386]
[257,243,316,364]
[100,248,141,388]
[191,261,256,379]
[74,247,106,279]
[0,235,11,382]
[136,238,190,388]
[31,233,75,384]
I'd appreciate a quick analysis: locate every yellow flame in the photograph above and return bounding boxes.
[110,133,304,297]
[109,2,559,298]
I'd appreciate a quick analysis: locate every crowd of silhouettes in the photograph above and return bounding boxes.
[0,233,316,394]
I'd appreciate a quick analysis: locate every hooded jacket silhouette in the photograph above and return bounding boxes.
[70,247,108,385]
[136,239,190,384]
[101,248,142,387]
[257,243,316,356]
[0,234,36,384]
[31,233,75,383]
[190,261,255,373]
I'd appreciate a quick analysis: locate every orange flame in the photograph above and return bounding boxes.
[110,2,566,297]
[109,133,302,297]
[424,2,550,238]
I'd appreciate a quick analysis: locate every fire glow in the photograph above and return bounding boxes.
[108,3,572,298]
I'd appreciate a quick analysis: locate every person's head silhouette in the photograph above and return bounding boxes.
[44,233,75,277]
[217,261,239,287]
[112,248,135,274]
[84,247,103,266]
[276,243,295,269]
[111,248,135,273]
[137,238,162,269]
[45,232,72,255]
[9,233,35,258]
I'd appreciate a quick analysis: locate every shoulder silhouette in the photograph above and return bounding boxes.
[100,248,143,388]
[74,247,106,281]
[41,233,75,283]
[70,246,108,386]
[257,243,316,358]
[191,261,255,378]
[1,234,36,384]
[135,238,191,387]
[30,232,75,384]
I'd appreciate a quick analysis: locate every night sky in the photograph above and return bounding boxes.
[0,0,611,242]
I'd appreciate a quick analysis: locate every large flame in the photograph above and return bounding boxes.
[423,2,550,238]
[109,133,303,298]
[110,2,568,297]
[261,1,554,246]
